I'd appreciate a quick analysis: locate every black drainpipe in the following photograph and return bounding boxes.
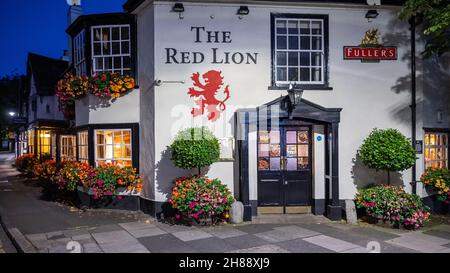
[410,16,417,194]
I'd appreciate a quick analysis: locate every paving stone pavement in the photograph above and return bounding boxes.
[19,219,450,253]
[2,153,449,253]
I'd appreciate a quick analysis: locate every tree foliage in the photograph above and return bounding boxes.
[400,0,450,57]
[170,127,220,173]
[359,128,417,175]
[0,74,23,139]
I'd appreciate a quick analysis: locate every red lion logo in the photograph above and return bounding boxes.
[187,70,230,122]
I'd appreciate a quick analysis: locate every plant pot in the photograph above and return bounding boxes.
[356,206,366,219]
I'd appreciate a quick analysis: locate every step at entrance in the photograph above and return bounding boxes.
[257,206,311,215]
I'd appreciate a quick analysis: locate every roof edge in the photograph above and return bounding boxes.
[123,0,406,12]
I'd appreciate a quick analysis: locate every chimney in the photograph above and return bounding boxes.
[67,0,83,65]
[68,0,82,25]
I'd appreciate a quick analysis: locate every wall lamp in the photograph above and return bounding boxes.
[365,9,379,22]
[237,6,249,19]
[287,86,303,107]
[172,3,185,19]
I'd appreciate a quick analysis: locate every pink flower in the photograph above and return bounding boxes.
[175,214,181,219]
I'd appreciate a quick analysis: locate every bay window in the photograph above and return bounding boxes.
[74,30,86,76]
[77,131,89,163]
[91,25,131,75]
[60,135,77,161]
[94,129,132,167]
[37,129,54,158]
[27,129,34,155]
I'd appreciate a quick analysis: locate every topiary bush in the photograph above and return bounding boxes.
[358,128,417,185]
[170,127,220,175]
[170,176,235,225]
[355,185,430,230]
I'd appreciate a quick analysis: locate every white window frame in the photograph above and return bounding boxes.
[77,131,89,163]
[60,135,77,161]
[94,129,132,167]
[274,18,325,85]
[424,132,449,169]
[74,30,86,76]
[91,24,132,75]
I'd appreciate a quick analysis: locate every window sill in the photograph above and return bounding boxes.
[268,85,333,91]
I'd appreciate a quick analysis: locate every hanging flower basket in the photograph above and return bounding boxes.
[89,72,136,99]
[55,72,137,116]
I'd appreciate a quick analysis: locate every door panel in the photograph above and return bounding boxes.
[259,178,283,206]
[257,125,312,210]
[285,179,310,205]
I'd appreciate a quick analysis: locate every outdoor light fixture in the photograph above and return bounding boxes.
[365,9,379,22]
[287,84,303,106]
[8,112,15,117]
[237,6,249,19]
[172,3,185,19]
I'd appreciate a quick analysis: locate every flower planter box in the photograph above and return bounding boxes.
[423,190,450,215]
[76,186,140,211]
[75,91,139,126]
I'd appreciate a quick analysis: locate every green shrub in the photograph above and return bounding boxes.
[358,128,417,184]
[356,185,430,230]
[170,127,220,174]
[170,176,234,224]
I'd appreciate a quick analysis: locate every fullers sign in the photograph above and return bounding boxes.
[344,46,397,61]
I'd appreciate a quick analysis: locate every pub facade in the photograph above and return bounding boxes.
[42,0,450,220]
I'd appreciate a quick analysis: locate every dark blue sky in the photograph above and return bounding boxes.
[0,0,125,77]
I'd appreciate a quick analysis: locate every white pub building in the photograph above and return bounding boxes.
[61,0,449,220]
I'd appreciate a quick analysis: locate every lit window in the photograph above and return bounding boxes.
[51,134,57,159]
[424,132,448,169]
[91,25,131,75]
[27,129,34,155]
[273,16,326,85]
[74,30,86,76]
[37,129,53,158]
[77,131,89,164]
[94,129,132,167]
[60,135,77,161]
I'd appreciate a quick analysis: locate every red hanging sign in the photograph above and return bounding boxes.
[343,46,397,60]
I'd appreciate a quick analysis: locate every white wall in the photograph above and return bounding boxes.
[136,2,156,201]
[75,91,140,126]
[28,75,65,122]
[135,1,446,203]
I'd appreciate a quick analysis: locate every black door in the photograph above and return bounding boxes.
[257,126,312,208]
